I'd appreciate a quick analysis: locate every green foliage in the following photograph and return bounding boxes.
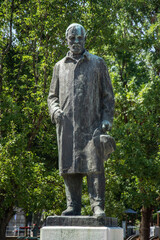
[111,75,160,207]
[81,177,93,216]
[0,121,65,217]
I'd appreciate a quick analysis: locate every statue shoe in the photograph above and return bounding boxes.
[61,207,81,216]
[93,206,106,218]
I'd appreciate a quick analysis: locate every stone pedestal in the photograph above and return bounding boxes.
[41,226,123,240]
[40,216,123,240]
[46,216,118,227]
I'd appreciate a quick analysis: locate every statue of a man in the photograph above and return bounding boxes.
[48,23,115,217]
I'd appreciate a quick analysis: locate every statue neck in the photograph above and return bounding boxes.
[69,50,85,60]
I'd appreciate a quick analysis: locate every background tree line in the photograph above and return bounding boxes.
[0,0,159,240]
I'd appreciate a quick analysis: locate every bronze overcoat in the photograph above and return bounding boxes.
[48,51,114,175]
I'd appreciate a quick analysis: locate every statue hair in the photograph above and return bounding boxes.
[65,23,86,39]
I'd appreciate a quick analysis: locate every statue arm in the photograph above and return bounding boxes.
[100,59,115,132]
[47,64,63,124]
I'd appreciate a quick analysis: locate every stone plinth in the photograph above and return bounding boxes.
[46,216,118,227]
[40,226,123,240]
[40,216,123,240]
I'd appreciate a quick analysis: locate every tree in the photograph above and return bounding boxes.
[99,1,160,239]
[0,0,67,239]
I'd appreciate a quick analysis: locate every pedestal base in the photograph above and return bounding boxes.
[40,226,123,240]
[46,216,118,227]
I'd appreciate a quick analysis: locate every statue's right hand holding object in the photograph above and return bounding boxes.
[101,120,112,133]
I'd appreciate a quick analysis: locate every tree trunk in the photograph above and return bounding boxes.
[139,206,152,240]
[0,220,6,240]
[0,207,14,240]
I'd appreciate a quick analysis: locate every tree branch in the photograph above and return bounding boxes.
[27,113,43,150]
[3,0,14,55]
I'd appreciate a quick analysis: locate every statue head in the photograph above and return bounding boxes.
[65,23,86,55]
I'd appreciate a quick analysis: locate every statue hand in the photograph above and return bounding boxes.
[101,120,112,133]
[54,109,64,124]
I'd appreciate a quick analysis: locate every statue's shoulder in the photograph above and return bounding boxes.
[52,57,66,72]
[87,52,105,65]
[55,57,66,67]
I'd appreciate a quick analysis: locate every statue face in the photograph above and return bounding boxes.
[67,25,85,54]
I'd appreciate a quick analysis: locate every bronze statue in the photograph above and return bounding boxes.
[48,23,115,217]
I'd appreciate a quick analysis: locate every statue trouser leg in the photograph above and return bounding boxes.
[87,169,105,217]
[62,174,83,216]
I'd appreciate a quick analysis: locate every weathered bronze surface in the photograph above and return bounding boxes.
[48,23,115,217]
